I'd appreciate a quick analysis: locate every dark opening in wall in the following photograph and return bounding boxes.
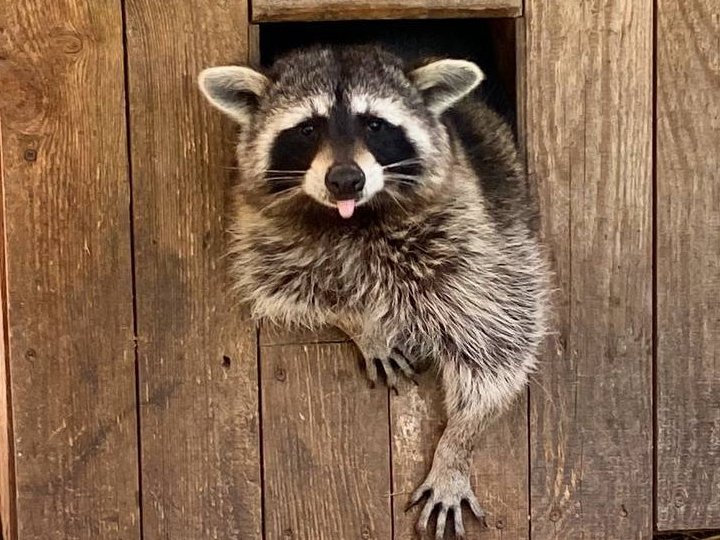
[654,531,720,540]
[257,18,518,133]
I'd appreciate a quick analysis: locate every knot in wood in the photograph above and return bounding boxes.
[274,366,287,382]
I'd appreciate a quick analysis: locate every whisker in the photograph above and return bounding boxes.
[383,158,421,169]
[258,187,303,215]
[382,158,423,170]
[384,188,410,214]
[220,166,307,175]
[384,174,419,185]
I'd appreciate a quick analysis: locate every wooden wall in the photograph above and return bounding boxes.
[0,1,718,539]
[656,0,720,530]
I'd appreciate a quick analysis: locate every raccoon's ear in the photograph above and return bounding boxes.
[198,66,270,125]
[408,59,485,115]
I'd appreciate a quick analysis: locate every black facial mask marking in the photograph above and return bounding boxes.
[266,107,422,195]
[358,114,422,178]
[267,116,327,192]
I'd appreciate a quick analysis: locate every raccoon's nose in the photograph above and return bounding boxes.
[325,163,365,199]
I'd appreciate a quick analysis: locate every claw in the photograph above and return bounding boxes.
[377,357,398,388]
[389,350,416,379]
[416,498,435,536]
[406,485,430,512]
[409,475,484,538]
[453,508,466,538]
[365,357,379,385]
[435,506,447,539]
[390,385,399,396]
[465,493,486,521]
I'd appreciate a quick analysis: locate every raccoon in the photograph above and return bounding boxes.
[199,45,549,538]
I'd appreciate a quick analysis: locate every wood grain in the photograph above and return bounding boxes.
[261,342,392,539]
[251,0,521,23]
[260,322,347,347]
[525,1,654,538]
[0,127,14,540]
[392,374,529,539]
[656,0,720,530]
[124,1,261,538]
[0,2,140,539]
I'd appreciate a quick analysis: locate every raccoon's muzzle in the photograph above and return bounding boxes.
[325,162,365,218]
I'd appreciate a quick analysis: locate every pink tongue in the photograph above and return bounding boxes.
[336,199,356,219]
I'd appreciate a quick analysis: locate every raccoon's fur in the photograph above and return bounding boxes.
[199,45,549,538]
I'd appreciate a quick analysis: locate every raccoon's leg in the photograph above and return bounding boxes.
[407,360,526,538]
[335,320,418,391]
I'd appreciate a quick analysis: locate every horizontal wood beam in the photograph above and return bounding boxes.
[251,0,522,23]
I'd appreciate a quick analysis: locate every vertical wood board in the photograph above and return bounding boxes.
[0,2,140,538]
[656,0,720,530]
[0,123,15,540]
[125,1,261,538]
[525,1,654,538]
[261,342,392,540]
[392,377,529,539]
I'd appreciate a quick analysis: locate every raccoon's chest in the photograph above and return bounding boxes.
[248,227,460,311]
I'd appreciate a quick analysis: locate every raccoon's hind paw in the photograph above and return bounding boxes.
[363,348,419,393]
[406,468,486,539]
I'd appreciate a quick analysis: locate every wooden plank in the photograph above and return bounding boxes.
[124,1,261,538]
[393,376,529,539]
[0,129,15,540]
[0,2,140,539]
[656,0,720,530]
[260,342,392,539]
[252,0,522,23]
[525,1,653,538]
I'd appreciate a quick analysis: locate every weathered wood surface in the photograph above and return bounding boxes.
[251,0,521,23]
[124,1,261,538]
[525,1,654,538]
[656,0,720,530]
[260,342,392,539]
[393,377,529,539]
[0,140,14,540]
[260,323,347,347]
[0,1,140,539]
[3,2,720,539]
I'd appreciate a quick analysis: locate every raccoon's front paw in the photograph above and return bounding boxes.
[407,467,485,539]
[362,348,418,393]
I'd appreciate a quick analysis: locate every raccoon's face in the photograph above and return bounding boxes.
[199,46,483,219]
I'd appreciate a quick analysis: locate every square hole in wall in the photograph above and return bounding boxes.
[256,18,519,134]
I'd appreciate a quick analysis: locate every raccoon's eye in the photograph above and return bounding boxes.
[365,117,386,132]
[298,122,316,137]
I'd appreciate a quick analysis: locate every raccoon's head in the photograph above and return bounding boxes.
[198,46,483,219]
